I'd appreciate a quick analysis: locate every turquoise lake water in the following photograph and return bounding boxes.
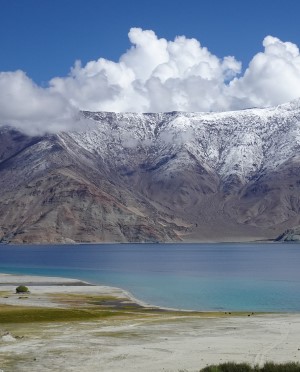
[0,243,300,311]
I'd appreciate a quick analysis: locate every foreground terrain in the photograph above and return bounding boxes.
[0,274,300,372]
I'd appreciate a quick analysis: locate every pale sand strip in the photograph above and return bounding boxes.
[0,273,300,372]
[0,273,147,309]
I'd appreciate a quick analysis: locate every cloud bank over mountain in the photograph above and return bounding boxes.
[1,28,300,134]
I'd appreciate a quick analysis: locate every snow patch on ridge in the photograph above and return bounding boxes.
[63,100,300,184]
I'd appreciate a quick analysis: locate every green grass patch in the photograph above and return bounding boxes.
[52,293,121,302]
[200,362,300,372]
[0,304,246,324]
[260,362,300,372]
[50,293,129,307]
[0,291,10,297]
[0,305,129,323]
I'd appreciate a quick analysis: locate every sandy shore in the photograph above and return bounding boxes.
[0,273,145,309]
[1,273,300,372]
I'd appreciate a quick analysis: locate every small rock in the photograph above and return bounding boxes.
[2,333,16,342]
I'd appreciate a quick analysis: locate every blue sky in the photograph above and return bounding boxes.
[1,0,299,83]
[1,0,300,134]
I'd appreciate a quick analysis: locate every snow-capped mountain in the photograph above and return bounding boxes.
[1,99,300,243]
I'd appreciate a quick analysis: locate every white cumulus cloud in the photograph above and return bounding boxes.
[0,70,86,135]
[228,35,300,108]
[1,28,300,135]
[50,28,242,113]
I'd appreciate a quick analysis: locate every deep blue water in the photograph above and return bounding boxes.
[0,243,300,311]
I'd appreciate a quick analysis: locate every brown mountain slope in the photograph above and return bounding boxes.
[1,104,300,243]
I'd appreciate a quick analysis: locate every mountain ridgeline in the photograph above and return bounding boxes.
[1,99,300,243]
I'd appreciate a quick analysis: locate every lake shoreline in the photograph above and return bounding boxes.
[0,272,266,314]
[1,239,280,245]
[0,272,150,311]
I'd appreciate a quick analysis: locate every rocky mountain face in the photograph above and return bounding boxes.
[276,226,300,242]
[1,99,300,243]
